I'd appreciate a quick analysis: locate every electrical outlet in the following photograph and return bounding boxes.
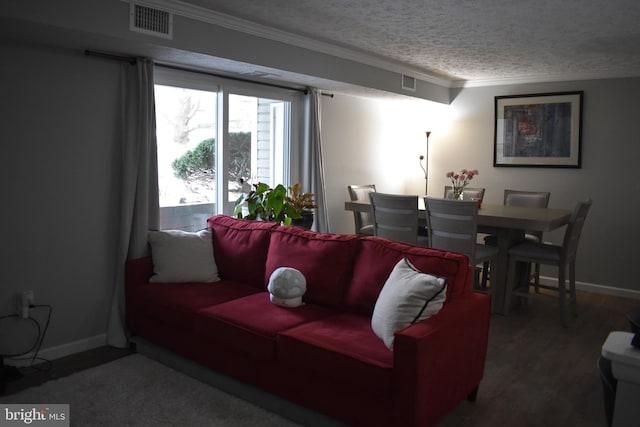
[22,290,34,305]
[21,290,34,318]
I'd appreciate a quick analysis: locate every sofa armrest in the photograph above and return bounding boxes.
[125,257,154,335]
[125,256,153,289]
[392,291,491,427]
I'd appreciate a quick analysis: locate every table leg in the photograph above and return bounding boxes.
[484,227,524,315]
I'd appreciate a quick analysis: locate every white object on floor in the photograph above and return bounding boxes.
[602,331,640,427]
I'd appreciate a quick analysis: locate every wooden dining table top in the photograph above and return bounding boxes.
[344,200,572,233]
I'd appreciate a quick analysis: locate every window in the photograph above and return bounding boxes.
[154,67,300,231]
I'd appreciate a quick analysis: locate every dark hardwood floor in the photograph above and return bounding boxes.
[1,290,637,427]
[440,289,637,427]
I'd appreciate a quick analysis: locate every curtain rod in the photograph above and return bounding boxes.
[84,49,336,97]
[84,49,137,65]
[154,62,308,95]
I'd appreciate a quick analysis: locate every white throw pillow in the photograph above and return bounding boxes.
[148,229,220,283]
[371,258,447,350]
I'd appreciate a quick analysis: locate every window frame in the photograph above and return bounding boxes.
[154,66,302,224]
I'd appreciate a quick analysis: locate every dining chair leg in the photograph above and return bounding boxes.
[533,263,541,293]
[569,261,577,318]
[473,266,483,289]
[558,266,568,327]
[481,261,490,290]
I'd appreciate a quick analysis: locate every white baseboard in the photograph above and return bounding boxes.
[539,276,640,300]
[5,333,107,367]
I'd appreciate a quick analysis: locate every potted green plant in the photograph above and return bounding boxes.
[287,182,317,229]
[233,182,300,225]
[233,182,316,228]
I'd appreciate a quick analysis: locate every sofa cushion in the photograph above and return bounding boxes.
[345,237,471,316]
[265,226,359,310]
[371,258,447,350]
[278,313,393,396]
[195,292,335,360]
[148,229,220,283]
[129,280,260,330]
[207,215,279,288]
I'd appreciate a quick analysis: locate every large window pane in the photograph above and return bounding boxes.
[227,94,289,208]
[154,67,296,229]
[155,85,217,231]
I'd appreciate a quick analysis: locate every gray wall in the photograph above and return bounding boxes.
[322,79,640,295]
[0,42,121,355]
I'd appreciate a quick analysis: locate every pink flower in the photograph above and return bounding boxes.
[445,168,480,197]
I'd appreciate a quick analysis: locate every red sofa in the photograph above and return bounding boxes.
[125,215,491,426]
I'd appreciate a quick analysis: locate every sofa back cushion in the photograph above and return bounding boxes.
[265,226,359,310]
[207,215,279,288]
[345,237,472,316]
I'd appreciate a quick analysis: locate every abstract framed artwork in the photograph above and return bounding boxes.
[494,91,583,168]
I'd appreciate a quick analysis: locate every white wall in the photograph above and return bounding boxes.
[322,80,640,295]
[321,94,453,233]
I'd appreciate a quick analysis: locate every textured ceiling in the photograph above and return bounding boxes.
[180,0,640,84]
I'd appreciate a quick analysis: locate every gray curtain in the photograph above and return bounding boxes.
[107,58,159,347]
[302,88,329,232]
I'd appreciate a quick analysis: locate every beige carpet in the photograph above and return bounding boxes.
[0,354,301,426]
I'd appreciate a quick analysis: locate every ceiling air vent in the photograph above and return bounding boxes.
[129,3,173,39]
[401,74,416,92]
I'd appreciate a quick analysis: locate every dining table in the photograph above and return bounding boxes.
[344,199,572,315]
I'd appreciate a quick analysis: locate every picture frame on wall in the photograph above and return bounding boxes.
[494,91,583,168]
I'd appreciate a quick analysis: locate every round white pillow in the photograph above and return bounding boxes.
[267,267,307,308]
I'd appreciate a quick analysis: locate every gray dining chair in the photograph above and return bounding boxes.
[444,186,485,201]
[424,196,499,289]
[347,184,376,236]
[369,192,428,246]
[505,199,592,326]
[482,189,551,290]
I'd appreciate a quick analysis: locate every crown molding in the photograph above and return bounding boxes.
[455,68,640,88]
[122,0,454,88]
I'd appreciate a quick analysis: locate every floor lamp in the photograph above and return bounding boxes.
[419,131,431,195]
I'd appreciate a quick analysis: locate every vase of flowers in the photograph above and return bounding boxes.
[446,169,479,200]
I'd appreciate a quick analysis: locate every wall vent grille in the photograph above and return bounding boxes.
[401,74,417,91]
[130,3,173,39]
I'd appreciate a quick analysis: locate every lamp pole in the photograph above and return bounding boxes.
[419,131,431,195]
